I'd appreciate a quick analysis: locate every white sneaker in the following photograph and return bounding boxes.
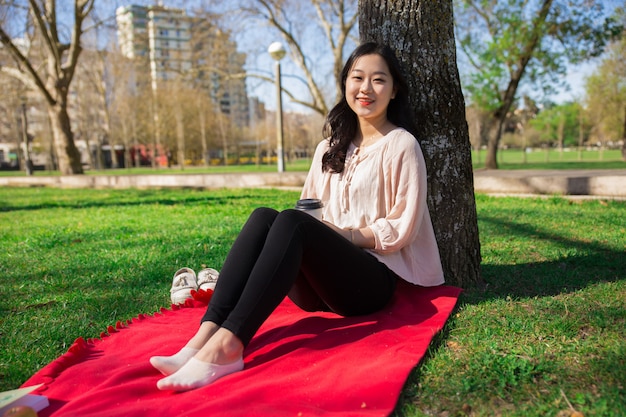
[170,268,197,304]
[197,267,219,291]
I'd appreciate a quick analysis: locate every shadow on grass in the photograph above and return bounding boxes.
[391,209,625,415]
[0,190,280,213]
[470,213,624,301]
[391,250,625,415]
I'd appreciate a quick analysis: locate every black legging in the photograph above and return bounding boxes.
[201,207,398,346]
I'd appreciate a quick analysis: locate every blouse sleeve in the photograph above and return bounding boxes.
[300,140,328,200]
[369,134,429,254]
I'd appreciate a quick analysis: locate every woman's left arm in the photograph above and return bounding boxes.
[368,137,429,254]
[322,221,376,249]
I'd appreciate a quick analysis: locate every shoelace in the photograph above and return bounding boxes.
[340,146,361,213]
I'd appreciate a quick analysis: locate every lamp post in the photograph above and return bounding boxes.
[268,41,286,172]
[19,95,34,176]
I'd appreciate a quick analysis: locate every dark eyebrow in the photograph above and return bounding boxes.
[350,69,390,77]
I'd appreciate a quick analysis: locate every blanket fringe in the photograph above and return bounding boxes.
[24,289,214,394]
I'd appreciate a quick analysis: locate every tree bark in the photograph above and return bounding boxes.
[622,106,626,161]
[175,105,186,170]
[359,0,482,287]
[48,104,84,175]
[484,118,503,169]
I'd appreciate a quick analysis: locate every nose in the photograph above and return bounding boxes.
[360,79,372,93]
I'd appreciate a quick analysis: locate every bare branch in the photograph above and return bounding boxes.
[312,0,335,50]
[0,24,55,103]
[0,66,38,91]
[258,0,328,114]
[28,0,62,75]
[64,0,95,86]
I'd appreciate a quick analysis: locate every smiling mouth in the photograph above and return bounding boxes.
[357,97,374,106]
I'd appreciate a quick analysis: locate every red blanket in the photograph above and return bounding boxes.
[23,282,461,417]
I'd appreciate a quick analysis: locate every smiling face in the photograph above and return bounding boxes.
[345,53,397,127]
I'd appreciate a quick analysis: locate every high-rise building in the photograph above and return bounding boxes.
[115,5,148,60]
[116,5,191,86]
[115,4,249,127]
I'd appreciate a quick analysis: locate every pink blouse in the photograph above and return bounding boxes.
[300,128,445,286]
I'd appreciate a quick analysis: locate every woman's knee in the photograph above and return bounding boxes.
[267,209,319,238]
[275,208,311,226]
[249,207,279,223]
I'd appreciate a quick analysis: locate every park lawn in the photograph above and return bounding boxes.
[0,187,624,416]
[472,148,626,170]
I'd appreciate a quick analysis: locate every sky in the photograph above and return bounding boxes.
[94,0,328,113]
[93,1,619,112]
[556,66,590,103]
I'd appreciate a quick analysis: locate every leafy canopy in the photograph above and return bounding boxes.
[455,0,623,111]
[528,102,585,147]
[584,6,626,143]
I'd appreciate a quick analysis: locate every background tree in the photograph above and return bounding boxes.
[585,10,626,160]
[455,0,622,169]
[0,0,96,175]
[529,102,587,149]
[107,47,153,169]
[359,0,482,287]
[74,48,110,169]
[237,0,358,115]
[0,79,27,170]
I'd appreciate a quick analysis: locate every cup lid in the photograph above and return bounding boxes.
[295,198,323,210]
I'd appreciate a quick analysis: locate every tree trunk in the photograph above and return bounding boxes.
[622,106,626,162]
[484,116,503,169]
[45,114,58,171]
[218,113,228,166]
[175,106,185,170]
[121,118,131,170]
[485,118,505,169]
[83,130,96,169]
[557,114,565,151]
[48,104,84,175]
[359,0,482,287]
[198,97,209,167]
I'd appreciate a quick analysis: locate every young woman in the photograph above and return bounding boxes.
[150,42,444,391]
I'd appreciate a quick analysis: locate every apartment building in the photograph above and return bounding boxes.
[115,4,249,127]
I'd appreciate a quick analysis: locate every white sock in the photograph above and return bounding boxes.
[156,357,244,391]
[149,347,199,376]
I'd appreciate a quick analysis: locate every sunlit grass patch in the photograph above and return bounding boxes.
[1,188,624,416]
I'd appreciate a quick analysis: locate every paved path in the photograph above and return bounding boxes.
[472,169,626,198]
[1,169,625,198]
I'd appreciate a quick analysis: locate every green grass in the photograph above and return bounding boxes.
[1,188,624,416]
[472,148,626,170]
[395,196,626,417]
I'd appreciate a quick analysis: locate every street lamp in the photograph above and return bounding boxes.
[268,41,286,172]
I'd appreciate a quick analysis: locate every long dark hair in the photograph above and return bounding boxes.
[321,42,415,173]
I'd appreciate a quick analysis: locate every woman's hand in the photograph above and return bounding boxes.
[322,221,351,241]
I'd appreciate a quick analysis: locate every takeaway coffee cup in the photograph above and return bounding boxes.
[295,198,323,220]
